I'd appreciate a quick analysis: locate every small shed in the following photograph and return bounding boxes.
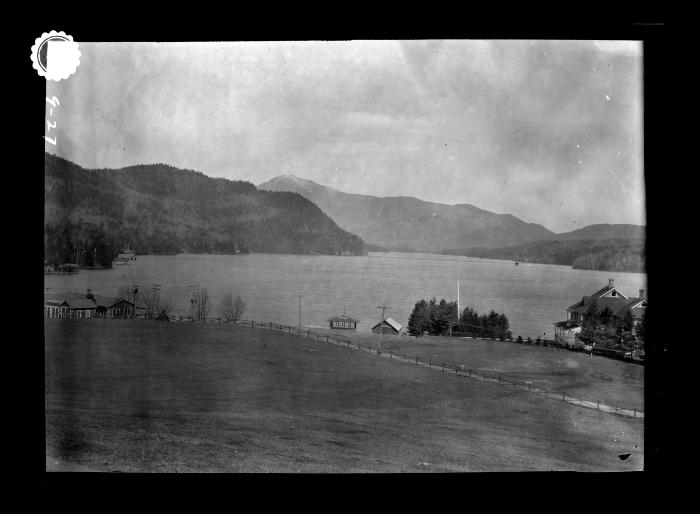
[328,315,358,331]
[371,317,405,335]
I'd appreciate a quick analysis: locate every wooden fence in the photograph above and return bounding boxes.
[213,317,644,419]
[45,314,644,419]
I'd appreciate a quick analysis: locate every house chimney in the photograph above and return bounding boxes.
[639,288,646,301]
[608,278,615,288]
[86,288,94,300]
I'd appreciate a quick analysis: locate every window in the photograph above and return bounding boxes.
[77,310,82,318]
[85,310,91,318]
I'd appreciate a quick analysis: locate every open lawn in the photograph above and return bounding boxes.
[311,328,644,412]
[45,319,643,472]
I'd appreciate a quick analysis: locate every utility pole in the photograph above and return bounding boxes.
[457,278,460,319]
[132,284,139,319]
[377,304,389,353]
[298,295,303,329]
[151,283,161,319]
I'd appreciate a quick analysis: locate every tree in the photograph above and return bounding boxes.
[498,313,510,339]
[232,294,246,321]
[599,306,614,328]
[190,287,211,323]
[408,299,430,336]
[219,292,235,321]
[584,299,600,328]
[580,299,599,343]
[459,306,480,337]
[636,311,646,342]
[620,310,635,334]
[159,294,175,318]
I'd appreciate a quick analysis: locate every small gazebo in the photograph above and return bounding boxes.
[328,314,359,331]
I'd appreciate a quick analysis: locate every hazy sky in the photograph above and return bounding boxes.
[46,40,644,233]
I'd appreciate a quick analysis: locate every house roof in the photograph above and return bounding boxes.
[567,285,629,310]
[371,317,402,332]
[568,295,645,318]
[45,293,96,309]
[92,295,132,308]
[553,320,580,329]
[65,297,97,309]
[328,315,359,323]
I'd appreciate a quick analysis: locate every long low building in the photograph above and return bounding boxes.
[44,290,145,319]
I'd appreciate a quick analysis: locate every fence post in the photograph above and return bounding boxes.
[562,392,566,401]
[442,363,445,372]
[633,409,636,418]
[416,357,418,365]
[528,382,531,392]
[597,400,600,410]
[468,369,471,377]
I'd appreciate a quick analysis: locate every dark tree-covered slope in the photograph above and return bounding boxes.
[44,153,366,266]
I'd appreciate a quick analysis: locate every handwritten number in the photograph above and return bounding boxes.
[46,120,56,131]
[46,96,60,108]
[44,135,57,145]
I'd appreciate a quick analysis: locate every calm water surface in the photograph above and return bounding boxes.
[44,252,646,338]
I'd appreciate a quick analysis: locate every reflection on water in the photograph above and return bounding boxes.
[44,252,646,339]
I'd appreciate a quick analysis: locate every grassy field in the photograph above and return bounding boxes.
[311,328,644,412]
[45,319,644,472]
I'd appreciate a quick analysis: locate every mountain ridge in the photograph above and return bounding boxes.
[259,174,644,251]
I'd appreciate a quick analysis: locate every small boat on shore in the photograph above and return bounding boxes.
[114,248,137,265]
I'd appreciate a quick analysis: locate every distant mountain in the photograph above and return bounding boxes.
[259,175,556,252]
[554,224,645,241]
[44,154,366,266]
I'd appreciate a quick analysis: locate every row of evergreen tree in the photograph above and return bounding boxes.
[578,298,646,350]
[407,298,511,339]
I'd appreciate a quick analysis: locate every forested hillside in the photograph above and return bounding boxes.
[443,238,645,273]
[44,153,366,267]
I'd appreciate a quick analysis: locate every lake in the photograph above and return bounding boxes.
[44,252,646,339]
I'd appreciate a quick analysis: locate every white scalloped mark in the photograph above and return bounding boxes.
[30,30,81,81]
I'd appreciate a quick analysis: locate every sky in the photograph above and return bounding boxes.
[46,40,644,233]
